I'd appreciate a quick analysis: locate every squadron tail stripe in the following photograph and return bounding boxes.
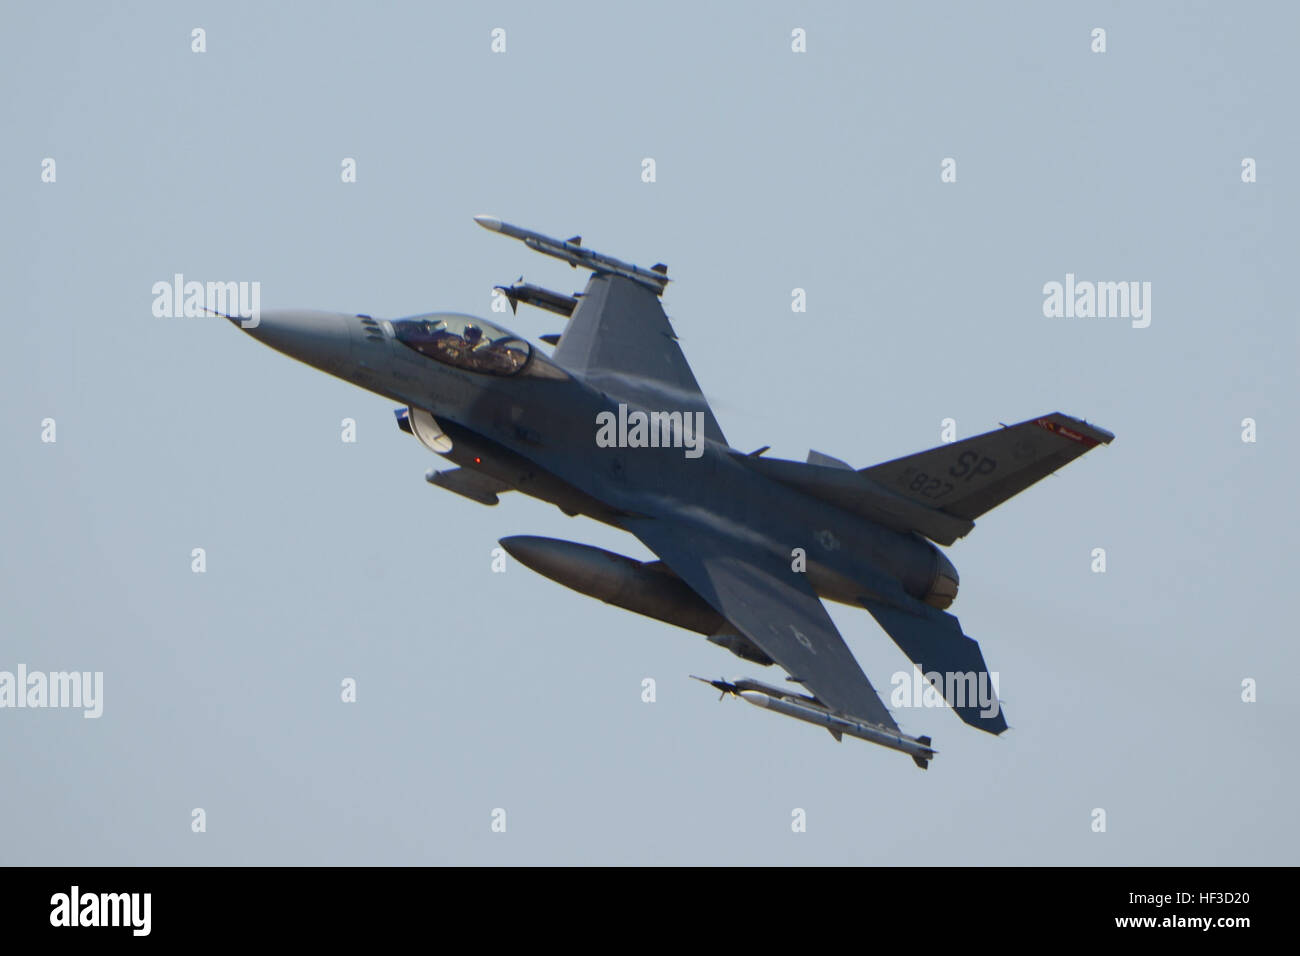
[1034,417,1103,447]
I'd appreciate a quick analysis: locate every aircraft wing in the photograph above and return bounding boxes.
[617,515,898,730]
[552,274,727,445]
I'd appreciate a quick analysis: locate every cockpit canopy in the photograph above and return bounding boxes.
[392,313,531,376]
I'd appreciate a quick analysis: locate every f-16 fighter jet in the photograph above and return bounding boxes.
[222,217,1112,767]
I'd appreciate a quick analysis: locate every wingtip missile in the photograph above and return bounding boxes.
[690,675,739,697]
[728,683,937,767]
[472,214,670,294]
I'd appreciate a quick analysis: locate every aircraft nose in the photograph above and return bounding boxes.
[240,309,353,374]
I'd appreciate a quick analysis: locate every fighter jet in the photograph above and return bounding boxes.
[223,216,1113,767]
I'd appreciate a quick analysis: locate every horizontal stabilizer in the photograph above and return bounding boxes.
[861,598,1007,735]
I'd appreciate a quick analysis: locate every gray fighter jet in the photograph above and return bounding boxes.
[224,217,1113,767]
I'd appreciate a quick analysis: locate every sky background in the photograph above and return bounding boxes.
[2,1,1296,865]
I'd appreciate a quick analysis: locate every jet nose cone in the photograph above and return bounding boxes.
[241,309,352,374]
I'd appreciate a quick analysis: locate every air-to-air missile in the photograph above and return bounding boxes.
[694,677,937,769]
[492,281,578,318]
[474,215,670,294]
